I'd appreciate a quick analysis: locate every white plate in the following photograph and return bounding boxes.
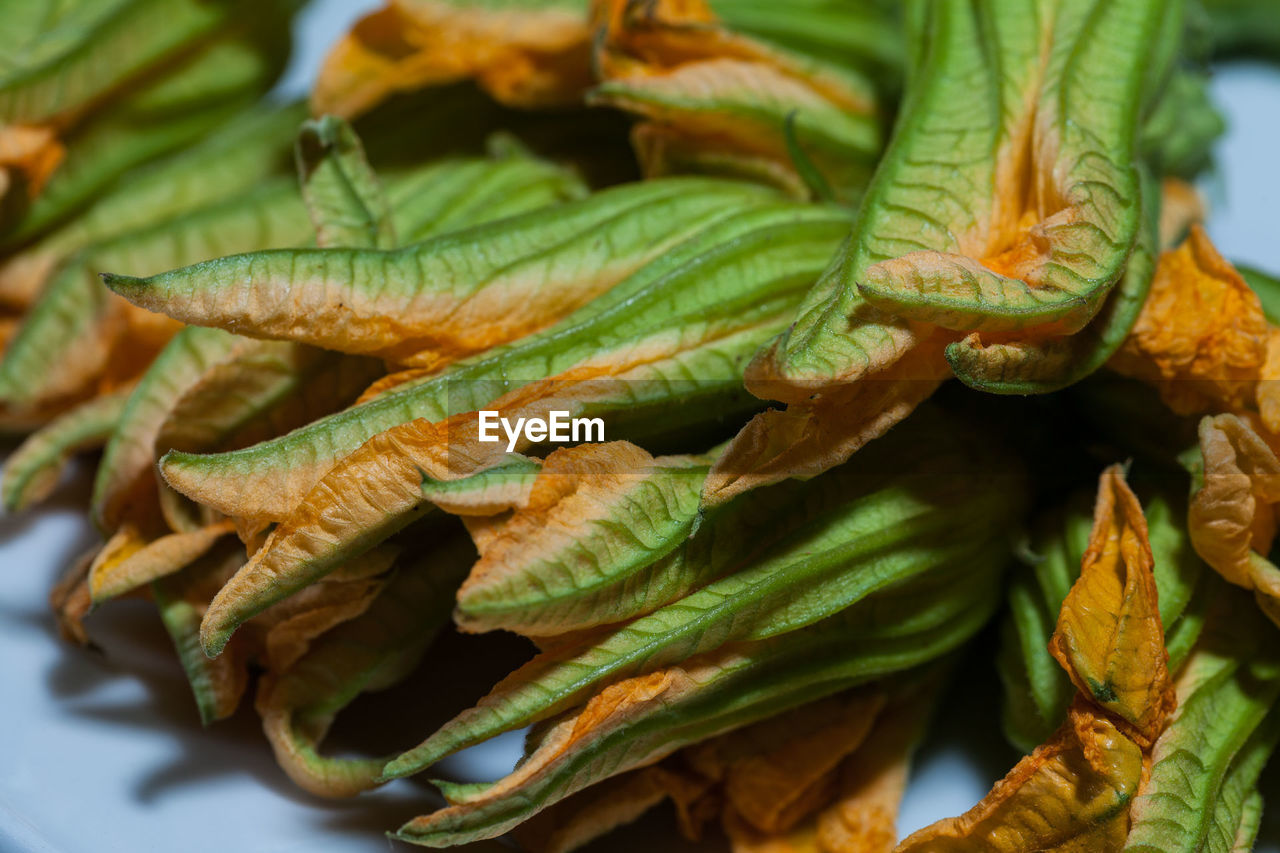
[2,5,1279,850]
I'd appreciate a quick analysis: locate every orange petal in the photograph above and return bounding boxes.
[195,414,505,655]
[1110,225,1269,416]
[0,250,59,313]
[1256,328,1280,434]
[513,764,713,853]
[1189,413,1280,625]
[702,338,949,507]
[0,316,15,353]
[252,546,398,672]
[312,0,592,118]
[723,693,885,836]
[0,124,65,201]
[716,675,941,853]
[49,547,96,646]
[1156,177,1204,250]
[814,690,937,853]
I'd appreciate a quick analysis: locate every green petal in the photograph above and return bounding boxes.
[419,456,543,516]
[151,539,252,725]
[1,102,304,306]
[1139,70,1226,181]
[996,569,1076,754]
[4,6,294,243]
[0,0,231,125]
[0,178,311,412]
[157,200,849,523]
[748,235,926,398]
[91,325,249,532]
[851,0,1159,332]
[1202,719,1276,853]
[386,136,587,243]
[382,414,1022,780]
[193,203,848,654]
[454,445,713,636]
[257,533,474,796]
[1124,584,1280,852]
[391,564,1002,845]
[1239,264,1280,325]
[943,167,1160,394]
[1199,0,1280,60]
[711,0,905,94]
[104,178,783,362]
[295,114,396,250]
[760,0,1168,396]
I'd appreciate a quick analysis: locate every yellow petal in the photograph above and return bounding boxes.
[89,520,236,603]
[894,707,1141,852]
[85,525,149,595]
[1048,465,1174,746]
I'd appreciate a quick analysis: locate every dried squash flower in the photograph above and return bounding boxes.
[899,466,1173,852]
[709,0,1176,502]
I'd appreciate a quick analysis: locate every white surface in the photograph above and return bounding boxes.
[1203,64,1280,273]
[272,0,383,102]
[2,6,1280,851]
